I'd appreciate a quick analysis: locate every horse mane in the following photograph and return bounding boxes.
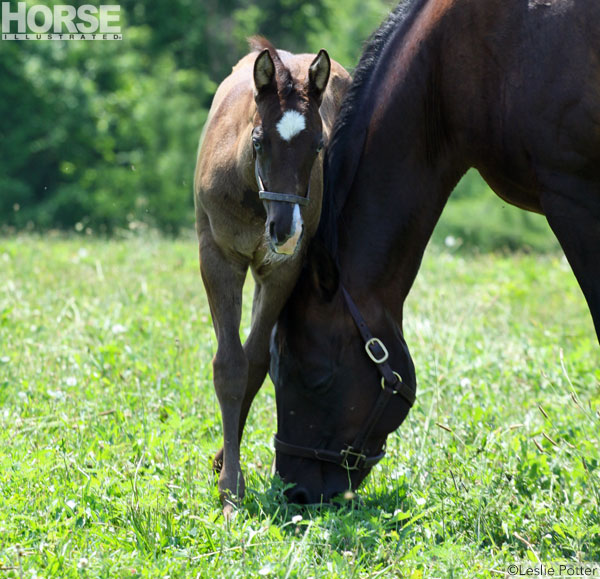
[248,36,294,97]
[317,0,430,258]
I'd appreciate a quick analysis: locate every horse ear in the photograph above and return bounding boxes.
[308,49,331,103]
[254,49,276,94]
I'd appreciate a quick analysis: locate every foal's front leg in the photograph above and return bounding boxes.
[199,231,248,513]
[211,262,303,469]
[238,263,304,450]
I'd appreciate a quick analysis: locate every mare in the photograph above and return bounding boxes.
[270,0,600,504]
[194,37,350,512]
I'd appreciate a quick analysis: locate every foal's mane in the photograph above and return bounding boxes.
[318,0,429,257]
[248,36,294,98]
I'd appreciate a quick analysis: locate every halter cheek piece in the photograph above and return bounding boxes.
[255,159,310,206]
[274,286,416,471]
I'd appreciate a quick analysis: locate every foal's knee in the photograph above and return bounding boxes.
[213,345,248,402]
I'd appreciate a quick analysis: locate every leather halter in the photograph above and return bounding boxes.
[274,286,416,471]
[255,159,310,206]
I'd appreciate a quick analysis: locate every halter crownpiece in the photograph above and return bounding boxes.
[255,159,310,206]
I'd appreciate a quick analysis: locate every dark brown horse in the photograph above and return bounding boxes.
[194,37,350,513]
[270,0,600,504]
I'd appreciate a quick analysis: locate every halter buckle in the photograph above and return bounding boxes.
[340,446,367,470]
[365,337,389,364]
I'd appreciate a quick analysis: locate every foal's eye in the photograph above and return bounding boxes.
[316,138,325,153]
[252,137,262,152]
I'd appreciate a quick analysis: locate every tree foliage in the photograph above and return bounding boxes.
[0,0,392,233]
[0,0,556,250]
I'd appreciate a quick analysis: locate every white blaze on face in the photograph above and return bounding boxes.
[276,110,306,142]
[275,204,304,255]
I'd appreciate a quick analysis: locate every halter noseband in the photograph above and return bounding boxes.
[274,286,416,472]
[255,159,310,206]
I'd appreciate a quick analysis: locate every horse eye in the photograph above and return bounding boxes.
[316,138,324,153]
[252,137,262,152]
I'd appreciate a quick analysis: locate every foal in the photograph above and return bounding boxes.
[194,37,350,511]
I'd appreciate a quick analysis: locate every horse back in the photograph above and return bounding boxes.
[442,0,600,199]
[194,55,257,208]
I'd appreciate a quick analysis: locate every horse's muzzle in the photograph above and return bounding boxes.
[267,204,304,255]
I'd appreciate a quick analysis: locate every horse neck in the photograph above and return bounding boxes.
[338,155,462,310]
[335,7,467,313]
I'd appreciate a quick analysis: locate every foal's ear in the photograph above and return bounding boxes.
[307,49,331,103]
[254,49,276,94]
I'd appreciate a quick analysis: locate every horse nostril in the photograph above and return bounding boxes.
[286,485,312,505]
[269,219,290,246]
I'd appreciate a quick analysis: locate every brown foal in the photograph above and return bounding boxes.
[194,37,350,513]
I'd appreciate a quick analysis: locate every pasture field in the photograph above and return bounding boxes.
[0,235,598,578]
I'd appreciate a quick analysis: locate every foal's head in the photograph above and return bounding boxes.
[252,44,330,255]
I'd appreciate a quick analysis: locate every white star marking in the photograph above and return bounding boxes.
[276,110,306,142]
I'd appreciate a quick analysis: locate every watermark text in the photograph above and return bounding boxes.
[2,3,122,40]
[506,563,600,577]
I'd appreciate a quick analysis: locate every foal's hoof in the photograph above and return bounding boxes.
[218,469,245,519]
[212,448,224,473]
[222,499,237,522]
[219,487,242,522]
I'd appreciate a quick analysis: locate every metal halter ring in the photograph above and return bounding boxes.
[365,337,389,364]
[381,371,402,390]
[340,446,368,470]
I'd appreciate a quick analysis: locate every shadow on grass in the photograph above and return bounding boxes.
[242,471,412,529]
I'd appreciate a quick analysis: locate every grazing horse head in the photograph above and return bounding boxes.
[251,41,331,255]
[270,244,417,504]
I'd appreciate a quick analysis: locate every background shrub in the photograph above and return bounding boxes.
[0,0,557,250]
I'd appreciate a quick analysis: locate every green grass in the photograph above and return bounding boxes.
[0,235,598,578]
[431,170,561,253]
